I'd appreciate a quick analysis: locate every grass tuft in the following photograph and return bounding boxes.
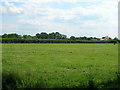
[2,71,46,89]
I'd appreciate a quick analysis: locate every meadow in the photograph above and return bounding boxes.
[2,43,119,89]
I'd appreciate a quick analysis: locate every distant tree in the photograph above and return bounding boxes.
[75,37,80,40]
[48,32,67,39]
[48,32,55,39]
[23,35,32,39]
[87,37,94,40]
[2,34,8,38]
[32,36,37,39]
[70,36,76,40]
[113,37,119,44]
[93,37,98,39]
[2,33,21,38]
[55,32,65,39]
[55,32,61,39]
[113,37,119,41]
[61,34,67,39]
[40,32,48,39]
[36,33,41,39]
[36,32,48,39]
[79,36,87,40]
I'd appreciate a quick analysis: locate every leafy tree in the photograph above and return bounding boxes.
[70,36,76,40]
[40,32,48,39]
[79,36,87,40]
[48,32,66,39]
[36,32,48,39]
[36,33,41,39]
[48,32,55,39]
[23,35,32,39]
[2,34,8,38]
[61,34,67,39]
[113,37,119,41]
[2,33,21,38]
[55,32,63,39]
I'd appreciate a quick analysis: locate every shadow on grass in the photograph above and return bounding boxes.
[78,72,120,89]
[2,71,120,89]
[2,71,22,90]
[2,71,45,89]
[100,72,120,89]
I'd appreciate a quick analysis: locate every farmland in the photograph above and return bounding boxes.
[2,43,119,89]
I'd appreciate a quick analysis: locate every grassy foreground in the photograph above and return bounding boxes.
[2,43,119,89]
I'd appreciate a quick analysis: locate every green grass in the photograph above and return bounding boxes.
[2,43,119,89]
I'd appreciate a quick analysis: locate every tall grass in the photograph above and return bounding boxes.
[2,71,46,89]
[2,71,120,89]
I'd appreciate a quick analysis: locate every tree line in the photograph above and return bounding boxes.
[1,32,67,39]
[1,32,119,43]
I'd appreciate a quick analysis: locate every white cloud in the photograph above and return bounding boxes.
[2,1,24,14]
[1,0,118,37]
[1,0,119,3]
[1,0,23,2]
[9,6,23,14]
[4,1,13,6]
[0,0,82,3]
[0,5,4,13]
[20,0,118,21]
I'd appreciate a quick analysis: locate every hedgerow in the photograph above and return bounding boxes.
[1,38,119,43]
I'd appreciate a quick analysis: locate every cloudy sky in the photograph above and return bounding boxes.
[0,0,119,38]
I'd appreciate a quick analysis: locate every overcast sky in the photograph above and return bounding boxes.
[0,0,119,38]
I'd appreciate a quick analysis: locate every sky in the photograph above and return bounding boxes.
[0,0,119,38]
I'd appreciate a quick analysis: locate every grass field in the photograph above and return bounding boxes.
[2,43,119,89]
